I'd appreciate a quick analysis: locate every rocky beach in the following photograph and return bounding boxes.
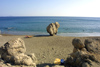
[0,34,100,67]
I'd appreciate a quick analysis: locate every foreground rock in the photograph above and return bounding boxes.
[0,38,37,67]
[84,39,100,53]
[65,38,100,67]
[47,22,60,36]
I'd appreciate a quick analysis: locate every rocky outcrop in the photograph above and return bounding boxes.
[72,38,85,49]
[65,38,100,67]
[0,38,37,67]
[84,39,100,53]
[47,22,60,36]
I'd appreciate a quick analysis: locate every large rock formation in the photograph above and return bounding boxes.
[47,22,60,36]
[0,38,37,67]
[84,39,100,53]
[65,38,100,67]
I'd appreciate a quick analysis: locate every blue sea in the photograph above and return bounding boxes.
[0,16,100,37]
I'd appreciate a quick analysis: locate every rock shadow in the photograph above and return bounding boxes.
[36,63,55,67]
[34,35,50,37]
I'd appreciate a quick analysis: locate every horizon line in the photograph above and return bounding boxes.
[0,16,100,18]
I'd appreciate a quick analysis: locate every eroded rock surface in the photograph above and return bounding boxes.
[47,22,60,36]
[65,38,100,67]
[0,38,37,67]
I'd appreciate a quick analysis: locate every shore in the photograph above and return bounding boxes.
[0,34,100,67]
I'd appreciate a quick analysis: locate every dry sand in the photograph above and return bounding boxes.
[0,35,100,67]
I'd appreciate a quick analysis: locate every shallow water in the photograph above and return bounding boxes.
[0,16,100,36]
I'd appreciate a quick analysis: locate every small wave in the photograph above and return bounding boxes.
[57,33,100,37]
[5,27,14,30]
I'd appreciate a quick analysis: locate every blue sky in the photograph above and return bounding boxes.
[0,0,100,17]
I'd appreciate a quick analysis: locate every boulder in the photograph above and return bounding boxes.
[0,38,37,66]
[72,38,85,49]
[2,38,26,56]
[14,53,36,66]
[84,39,100,53]
[55,22,60,29]
[47,22,60,36]
[65,38,100,67]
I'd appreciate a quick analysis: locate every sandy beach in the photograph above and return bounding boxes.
[0,34,100,67]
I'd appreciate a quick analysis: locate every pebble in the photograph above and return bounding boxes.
[41,61,44,64]
[52,48,54,50]
[6,63,11,66]
[44,65,50,67]
[43,56,46,58]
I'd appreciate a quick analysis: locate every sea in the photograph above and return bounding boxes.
[0,16,100,37]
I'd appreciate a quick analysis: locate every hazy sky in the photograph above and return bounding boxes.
[0,0,100,17]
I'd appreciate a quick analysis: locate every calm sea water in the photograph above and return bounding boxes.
[0,16,100,36]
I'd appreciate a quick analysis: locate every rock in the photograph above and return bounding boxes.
[70,50,87,58]
[46,22,60,36]
[89,55,98,62]
[55,22,60,29]
[65,38,100,67]
[82,63,90,67]
[70,50,80,58]
[73,48,78,53]
[75,57,81,65]
[13,54,36,66]
[44,65,50,67]
[81,48,87,51]
[65,56,74,65]
[6,63,11,66]
[3,38,26,56]
[52,65,64,67]
[1,52,14,62]
[1,38,37,66]
[84,39,100,53]
[28,53,37,63]
[72,38,85,49]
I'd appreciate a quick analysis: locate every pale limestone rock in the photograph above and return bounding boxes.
[0,38,37,67]
[28,53,37,63]
[47,22,60,36]
[3,38,26,56]
[65,38,100,67]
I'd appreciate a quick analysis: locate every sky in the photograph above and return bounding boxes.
[0,0,100,17]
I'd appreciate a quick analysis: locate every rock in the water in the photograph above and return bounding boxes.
[55,22,60,29]
[46,22,60,36]
[72,38,85,49]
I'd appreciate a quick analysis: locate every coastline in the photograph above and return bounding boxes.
[1,31,100,37]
